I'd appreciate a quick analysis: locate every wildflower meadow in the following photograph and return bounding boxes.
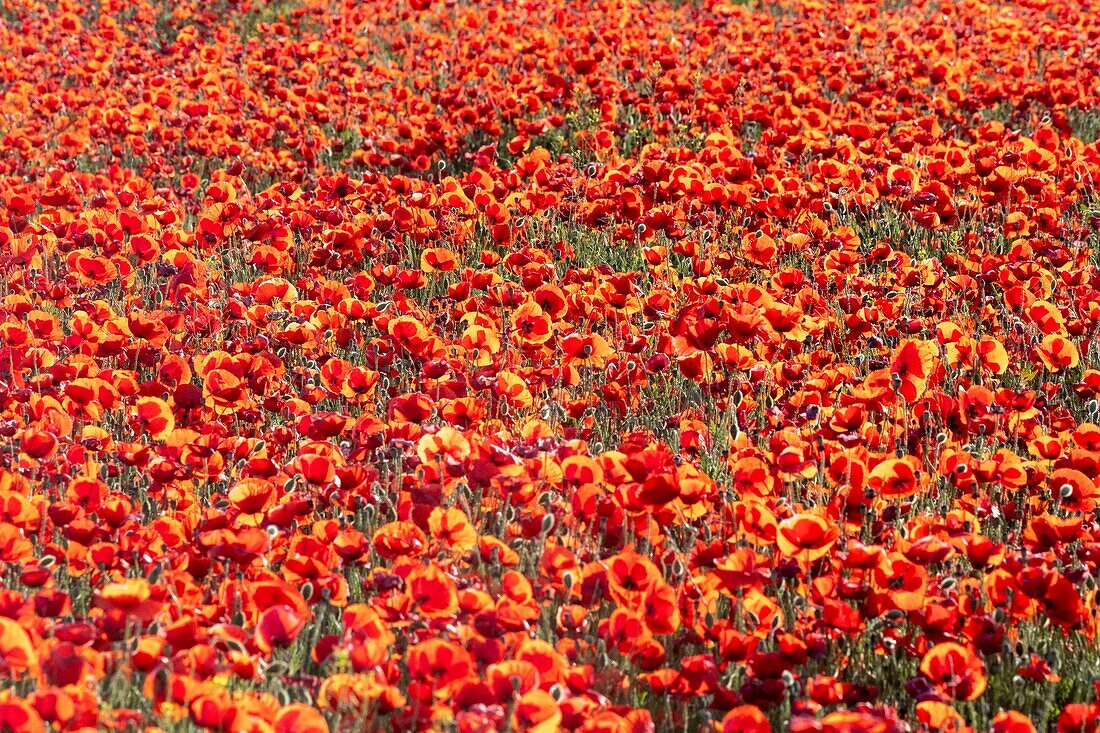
[2,0,1100,731]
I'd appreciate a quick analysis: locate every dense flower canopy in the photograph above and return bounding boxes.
[2,0,1100,731]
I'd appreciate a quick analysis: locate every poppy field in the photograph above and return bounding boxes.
[5,0,1100,730]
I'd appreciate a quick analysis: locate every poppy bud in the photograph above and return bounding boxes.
[153,665,170,697]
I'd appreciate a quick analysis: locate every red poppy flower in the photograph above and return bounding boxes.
[274,704,330,733]
[869,457,926,500]
[255,605,307,654]
[776,513,839,563]
[561,333,613,368]
[920,642,986,701]
[0,700,45,733]
[0,617,39,680]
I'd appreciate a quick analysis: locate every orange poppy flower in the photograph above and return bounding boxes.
[372,521,428,559]
[1050,468,1100,512]
[890,339,938,402]
[605,550,662,607]
[227,478,277,525]
[0,617,39,679]
[428,506,477,554]
[920,642,987,701]
[240,579,311,626]
[255,605,307,654]
[869,457,926,499]
[0,700,45,733]
[1036,334,1080,372]
[641,581,681,635]
[131,396,175,440]
[479,536,520,566]
[460,321,501,366]
[511,301,554,346]
[318,672,405,713]
[407,563,459,618]
[736,500,779,546]
[990,711,1037,733]
[486,659,540,701]
[420,246,458,273]
[417,426,472,466]
[561,333,613,368]
[916,701,968,732]
[496,571,541,630]
[719,705,771,733]
[19,429,58,461]
[976,336,1009,374]
[406,638,475,695]
[274,704,329,733]
[189,692,238,730]
[872,553,928,612]
[93,579,163,624]
[511,689,561,733]
[776,513,839,563]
